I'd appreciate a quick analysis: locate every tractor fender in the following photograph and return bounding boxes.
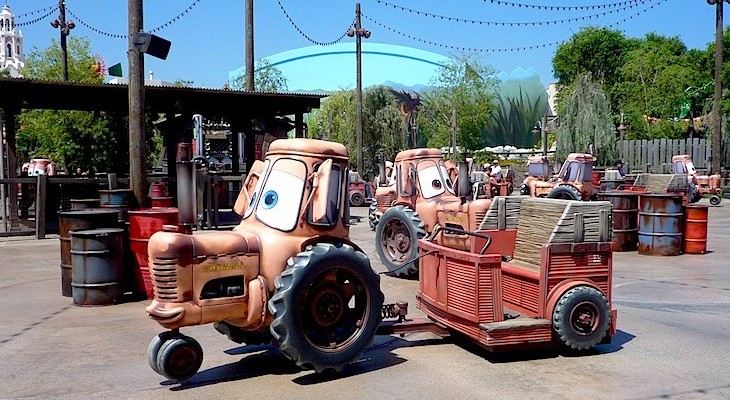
[300,235,364,254]
[544,278,605,318]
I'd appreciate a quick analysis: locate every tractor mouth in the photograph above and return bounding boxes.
[146,301,185,324]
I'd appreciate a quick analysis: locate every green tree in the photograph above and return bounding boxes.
[556,73,617,166]
[418,55,497,152]
[0,68,10,78]
[231,59,288,92]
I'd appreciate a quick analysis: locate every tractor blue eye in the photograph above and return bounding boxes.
[262,190,278,209]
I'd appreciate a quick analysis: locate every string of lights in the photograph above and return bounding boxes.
[481,0,647,11]
[275,0,354,46]
[362,0,668,53]
[371,0,651,27]
[16,7,58,27]
[15,5,57,19]
[65,1,202,40]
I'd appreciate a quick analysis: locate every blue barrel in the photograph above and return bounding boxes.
[99,189,134,221]
[638,193,684,256]
[70,228,125,306]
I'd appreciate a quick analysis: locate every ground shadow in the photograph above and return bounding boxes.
[167,335,448,390]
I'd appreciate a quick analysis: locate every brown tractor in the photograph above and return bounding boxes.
[522,153,599,201]
[372,148,492,278]
[671,154,723,205]
[145,138,384,381]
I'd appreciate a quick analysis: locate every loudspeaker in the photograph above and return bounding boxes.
[132,33,171,60]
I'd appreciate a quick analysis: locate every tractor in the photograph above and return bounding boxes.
[521,153,599,201]
[371,148,492,278]
[347,170,372,207]
[671,154,723,205]
[145,138,384,381]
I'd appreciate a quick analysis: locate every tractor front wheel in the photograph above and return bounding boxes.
[710,195,722,206]
[552,286,610,350]
[268,243,384,373]
[548,185,582,201]
[349,191,365,207]
[156,335,204,381]
[375,205,426,278]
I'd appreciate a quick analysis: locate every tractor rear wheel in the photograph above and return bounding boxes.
[268,243,384,373]
[349,191,365,207]
[552,286,610,350]
[548,185,582,201]
[375,205,426,278]
[368,202,379,230]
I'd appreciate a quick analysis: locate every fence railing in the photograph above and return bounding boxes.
[618,138,730,173]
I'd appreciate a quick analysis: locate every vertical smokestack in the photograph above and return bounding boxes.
[176,143,195,233]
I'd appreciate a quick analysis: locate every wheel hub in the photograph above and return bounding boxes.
[571,301,599,335]
[310,287,345,327]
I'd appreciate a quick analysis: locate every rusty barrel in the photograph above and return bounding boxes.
[150,196,174,208]
[70,228,124,306]
[684,205,709,254]
[129,208,179,299]
[150,181,168,198]
[58,210,119,297]
[598,191,639,252]
[638,193,684,256]
[70,198,100,211]
[99,189,133,222]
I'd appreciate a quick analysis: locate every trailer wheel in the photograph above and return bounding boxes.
[148,331,174,375]
[349,191,365,207]
[156,335,204,381]
[709,195,721,206]
[552,286,611,350]
[269,243,383,373]
[375,205,427,278]
[519,184,530,196]
[368,202,379,230]
[548,185,582,201]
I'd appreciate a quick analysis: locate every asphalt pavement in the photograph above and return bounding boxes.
[0,199,728,400]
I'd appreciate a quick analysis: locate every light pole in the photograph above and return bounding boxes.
[706,0,728,174]
[347,3,370,174]
[50,0,75,81]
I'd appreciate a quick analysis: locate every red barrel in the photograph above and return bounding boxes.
[128,208,179,299]
[150,182,168,198]
[684,205,708,254]
[150,196,174,208]
[598,191,639,252]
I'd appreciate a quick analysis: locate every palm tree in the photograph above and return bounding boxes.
[390,89,422,148]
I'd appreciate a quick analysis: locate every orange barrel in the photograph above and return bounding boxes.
[638,193,684,256]
[598,191,639,252]
[70,228,124,306]
[58,210,119,297]
[683,205,709,254]
[99,189,133,222]
[592,171,602,186]
[150,181,168,198]
[150,196,174,208]
[128,208,179,299]
[70,198,100,211]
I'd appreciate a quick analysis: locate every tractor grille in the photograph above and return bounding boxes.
[377,193,395,211]
[151,258,179,301]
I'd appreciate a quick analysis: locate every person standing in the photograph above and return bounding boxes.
[490,159,503,182]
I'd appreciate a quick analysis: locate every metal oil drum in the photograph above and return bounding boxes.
[638,193,684,256]
[684,205,709,254]
[150,181,168,198]
[58,210,119,297]
[128,208,179,299]
[99,189,134,222]
[598,191,639,252]
[70,228,124,306]
[150,197,174,208]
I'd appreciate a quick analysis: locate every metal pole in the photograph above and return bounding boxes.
[245,0,254,91]
[355,3,363,174]
[128,0,147,207]
[712,1,724,175]
[542,114,548,157]
[59,0,68,81]
[451,107,457,162]
[0,115,6,231]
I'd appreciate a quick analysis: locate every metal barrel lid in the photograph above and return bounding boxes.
[69,227,124,237]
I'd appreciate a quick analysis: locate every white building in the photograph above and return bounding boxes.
[0,4,23,77]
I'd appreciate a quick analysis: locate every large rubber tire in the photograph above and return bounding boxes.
[375,205,427,278]
[268,243,384,373]
[520,184,530,196]
[214,321,272,345]
[548,185,582,201]
[349,191,365,207]
[148,331,174,375]
[156,336,204,381]
[368,202,379,230]
[552,286,611,351]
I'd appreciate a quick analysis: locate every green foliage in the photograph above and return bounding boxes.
[556,74,617,166]
[0,69,10,78]
[418,55,497,152]
[483,90,546,148]
[231,59,288,92]
[23,37,103,84]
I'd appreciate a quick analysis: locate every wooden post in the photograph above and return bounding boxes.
[295,112,304,138]
[355,3,364,174]
[711,0,724,174]
[35,174,47,239]
[128,0,147,208]
[245,0,254,91]
[4,110,18,228]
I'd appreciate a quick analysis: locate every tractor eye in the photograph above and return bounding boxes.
[262,190,278,209]
[432,180,442,190]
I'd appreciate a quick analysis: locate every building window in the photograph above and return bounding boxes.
[6,43,11,58]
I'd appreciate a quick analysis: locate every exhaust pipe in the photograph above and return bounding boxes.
[458,158,470,202]
[176,143,196,234]
[377,154,387,186]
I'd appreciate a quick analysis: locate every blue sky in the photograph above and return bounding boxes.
[7,0,723,89]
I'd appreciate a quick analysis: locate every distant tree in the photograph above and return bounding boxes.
[556,73,617,166]
[390,89,422,148]
[230,59,288,92]
[308,90,357,161]
[174,79,194,87]
[0,68,10,78]
[418,55,497,152]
